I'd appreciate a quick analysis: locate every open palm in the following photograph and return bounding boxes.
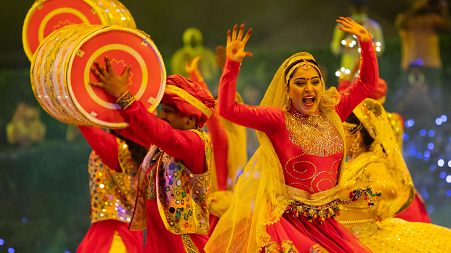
[226,24,253,62]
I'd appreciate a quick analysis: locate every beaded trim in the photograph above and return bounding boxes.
[285,188,381,223]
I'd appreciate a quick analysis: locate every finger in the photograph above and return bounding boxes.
[337,26,352,33]
[337,16,351,25]
[91,67,105,80]
[338,16,351,23]
[341,17,354,26]
[105,56,112,73]
[94,62,107,77]
[242,28,252,44]
[232,24,238,40]
[89,81,105,88]
[245,51,253,57]
[226,29,231,45]
[237,23,245,41]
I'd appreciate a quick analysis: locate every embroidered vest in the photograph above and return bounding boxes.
[130,129,213,235]
[88,139,139,223]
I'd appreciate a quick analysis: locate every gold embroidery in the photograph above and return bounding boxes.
[145,150,162,200]
[284,155,340,192]
[284,107,343,157]
[281,240,300,253]
[309,243,329,253]
[181,234,200,253]
[263,240,300,253]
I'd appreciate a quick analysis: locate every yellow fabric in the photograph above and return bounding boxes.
[206,52,352,253]
[335,100,451,252]
[387,112,404,150]
[207,190,233,217]
[219,116,248,190]
[165,85,213,117]
[109,231,127,253]
[348,99,414,214]
[359,218,451,252]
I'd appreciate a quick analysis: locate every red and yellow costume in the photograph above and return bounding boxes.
[77,126,144,253]
[188,68,248,235]
[116,75,215,253]
[338,99,451,252]
[339,76,432,223]
[206,37,377,252]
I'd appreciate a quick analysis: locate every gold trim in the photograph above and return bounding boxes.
[165,85,212,117]
[181,234,201,253]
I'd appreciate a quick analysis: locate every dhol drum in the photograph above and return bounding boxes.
[30,24,166,128]
[23,0,136,61]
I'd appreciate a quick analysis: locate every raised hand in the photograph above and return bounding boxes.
[185,56,201,74]
[90,56,131,98]
[226,23,252,62]
[336,17,371,43]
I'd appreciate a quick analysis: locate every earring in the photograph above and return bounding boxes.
[350,140,362,153]
[285,93,291,109]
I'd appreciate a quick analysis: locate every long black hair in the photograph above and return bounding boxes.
[111,131,148,166]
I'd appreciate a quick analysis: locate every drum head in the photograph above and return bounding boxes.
[23,0,104,60]
[68,26,166,128]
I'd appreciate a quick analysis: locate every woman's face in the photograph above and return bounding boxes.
[288,67,323,115]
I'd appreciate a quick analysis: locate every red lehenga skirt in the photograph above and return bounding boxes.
[77,220,144,253]
[396,192,431,223]
[266,214,370,253]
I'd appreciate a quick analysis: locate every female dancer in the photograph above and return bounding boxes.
[206,17,378,253]
[338,98,451,252]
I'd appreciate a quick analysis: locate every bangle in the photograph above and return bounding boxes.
[116,90,135,109]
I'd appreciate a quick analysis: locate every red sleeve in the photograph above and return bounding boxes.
[118,101,206,174]
[335,39,379,121]
[206,111,228,190]
[218,59,283,135]
[78,126,121,172]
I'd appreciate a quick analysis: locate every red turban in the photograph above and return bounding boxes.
[161,75,215,127]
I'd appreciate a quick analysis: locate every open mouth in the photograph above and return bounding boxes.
[302,95,316,106]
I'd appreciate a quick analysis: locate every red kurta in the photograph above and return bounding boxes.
[117,101,209,253]
[218,38,378,252]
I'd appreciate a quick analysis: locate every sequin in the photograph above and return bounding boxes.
[88,139,139,223]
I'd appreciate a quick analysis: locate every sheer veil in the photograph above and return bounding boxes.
[206,52,351,253]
